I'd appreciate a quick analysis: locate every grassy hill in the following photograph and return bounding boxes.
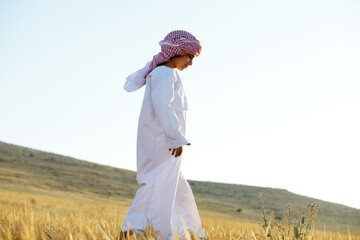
[0,140,359,234]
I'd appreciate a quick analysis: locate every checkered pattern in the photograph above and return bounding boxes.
[124,30,202,92]
[150,30,202,73]
[159,30,201,59]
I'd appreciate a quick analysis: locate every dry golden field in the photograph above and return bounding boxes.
[1,188,359,240]
[1,141,359,239]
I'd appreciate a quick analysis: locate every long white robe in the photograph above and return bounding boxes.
[122,66,206,240]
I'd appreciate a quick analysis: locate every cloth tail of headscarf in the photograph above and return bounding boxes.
[124,30,202,92]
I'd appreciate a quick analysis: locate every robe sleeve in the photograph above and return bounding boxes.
[150,70,189,149]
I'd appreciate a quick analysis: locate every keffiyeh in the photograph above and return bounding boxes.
[124,30,202,92]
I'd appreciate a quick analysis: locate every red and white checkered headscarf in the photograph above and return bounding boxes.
[124,30,202,92]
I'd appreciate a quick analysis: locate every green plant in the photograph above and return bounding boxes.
[257,193,318,240]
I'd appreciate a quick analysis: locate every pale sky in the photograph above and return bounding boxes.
[1,1,359,209]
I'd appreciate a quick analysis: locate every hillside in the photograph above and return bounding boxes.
[0,140,359,233]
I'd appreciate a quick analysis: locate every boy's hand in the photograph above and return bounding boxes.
[170,147,183,157]
[169,143,191,157]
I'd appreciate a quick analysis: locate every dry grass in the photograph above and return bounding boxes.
[1,189,359,240]
[1,140,360,236]
[0,189,121,239]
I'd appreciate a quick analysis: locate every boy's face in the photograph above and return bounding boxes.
[174,55,194,71]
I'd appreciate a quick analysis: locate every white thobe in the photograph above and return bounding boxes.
[122,66,206,240]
